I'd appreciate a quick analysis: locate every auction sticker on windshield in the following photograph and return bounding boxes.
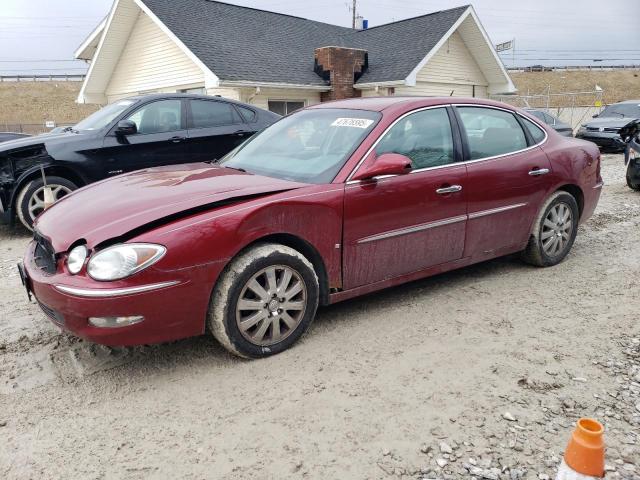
[331,118,374,129]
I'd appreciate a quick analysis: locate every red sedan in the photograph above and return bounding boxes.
[20,97,603,358]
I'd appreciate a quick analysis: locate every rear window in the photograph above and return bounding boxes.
[457,106,528,160]
[189,100,242,128]
[237,106,257,123]
[521,117,546,144]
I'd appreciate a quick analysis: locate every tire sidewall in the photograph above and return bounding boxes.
[535,192,579,266]
[218,249,319,358]
[16,176,77,230]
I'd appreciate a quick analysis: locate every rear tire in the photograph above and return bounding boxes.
[208,243,319,359]
[521,191,579,267]
[16,176,77,231]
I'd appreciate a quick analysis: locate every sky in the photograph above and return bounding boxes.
[0,0,638,75]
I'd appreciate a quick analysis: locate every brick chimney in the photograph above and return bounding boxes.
[314,46,368,101]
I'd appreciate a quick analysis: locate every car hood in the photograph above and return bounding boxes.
[0,131,88,152]
[583,117,638,129]
[35,163,307,252]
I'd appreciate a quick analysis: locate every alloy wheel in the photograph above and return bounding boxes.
[28,184,72,221]
[235,265,307,346]
[541,202,573,257]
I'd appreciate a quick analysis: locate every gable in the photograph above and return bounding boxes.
[417,31,487,86]
[106,10,204,97]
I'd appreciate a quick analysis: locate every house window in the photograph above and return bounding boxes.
[268,100,305,116]
[179,87,206,95]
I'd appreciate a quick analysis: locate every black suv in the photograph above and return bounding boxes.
[0,94,279,230]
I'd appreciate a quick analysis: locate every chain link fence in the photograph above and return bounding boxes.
[491,89,605,131]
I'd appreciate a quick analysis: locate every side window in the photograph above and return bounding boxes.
[189,100,242,128]
[375,108,454,169]
[457,107,527,160]
[126,100,182,135]
[543,112,556,125]
[237,105,257,123]
[521,117,546,144]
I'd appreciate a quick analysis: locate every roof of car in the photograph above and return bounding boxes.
[308,96,515,112]
[140,0,469,85]
[121,92,259,108]
[615,100,640,104]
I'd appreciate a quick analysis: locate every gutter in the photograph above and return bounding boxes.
[219,80,331,91]
[354,80,406,89]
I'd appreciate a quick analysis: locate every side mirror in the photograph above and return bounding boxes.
[592,114,599,118]
[115,120,137,136]
[351,152,412,181]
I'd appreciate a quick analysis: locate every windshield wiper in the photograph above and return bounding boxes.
[224,166,247,173]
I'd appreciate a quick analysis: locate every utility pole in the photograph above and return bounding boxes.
[352,0,357,28]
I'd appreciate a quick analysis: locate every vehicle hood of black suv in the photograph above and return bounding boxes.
[0,130,93,154]
[583,117,639,129]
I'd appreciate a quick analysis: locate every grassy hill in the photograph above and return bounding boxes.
[0,81,99,127]
[509,69,640,104]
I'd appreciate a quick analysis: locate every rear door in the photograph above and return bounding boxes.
[343,107,468,289]
[455,105,553,258]
[100,98,189,175]
[187,99,251,162]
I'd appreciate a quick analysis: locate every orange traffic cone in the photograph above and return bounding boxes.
[556,418,605,479]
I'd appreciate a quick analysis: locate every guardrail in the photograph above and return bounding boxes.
[0,74,86,82]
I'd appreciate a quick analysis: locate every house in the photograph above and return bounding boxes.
[75,0,515,112]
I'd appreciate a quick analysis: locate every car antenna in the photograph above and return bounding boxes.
[40,166,55,210]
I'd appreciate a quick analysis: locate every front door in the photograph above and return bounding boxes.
[187,99,252,162]
[455,106,554,257]
[100,98,189,175]
[343,107,468,289]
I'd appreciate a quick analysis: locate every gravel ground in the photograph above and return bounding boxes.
[0,154,638,479]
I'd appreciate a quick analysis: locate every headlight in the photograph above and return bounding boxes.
[87,243,166,281]
[66,245,88,274]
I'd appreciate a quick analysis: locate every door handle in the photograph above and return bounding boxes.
[168,136,186,143]
[528,168,550,176]
[436,185,463,195]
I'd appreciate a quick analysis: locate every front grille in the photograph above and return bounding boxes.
[37,301,64,325]
[32,232,57,275]
[586,126,620,133]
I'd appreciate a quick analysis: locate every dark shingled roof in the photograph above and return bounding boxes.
[140,0,469,86]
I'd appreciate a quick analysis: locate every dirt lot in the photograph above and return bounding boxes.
[0,154,638,479]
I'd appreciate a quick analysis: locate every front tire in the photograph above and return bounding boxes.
[16,176,77,231]
[208,243,319,359]
[521,191,579,267]
[626,164,640,191]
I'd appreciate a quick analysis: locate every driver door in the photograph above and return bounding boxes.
[100,98,189,175]
[342,107,468,289]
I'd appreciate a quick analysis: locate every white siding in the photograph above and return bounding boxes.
[358,30,491,99]
[105,11,204,99]
[417,31,488,87]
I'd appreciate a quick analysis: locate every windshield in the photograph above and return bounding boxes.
[599,103,640,119]
[74,99,138,131]
[220,108,381,183]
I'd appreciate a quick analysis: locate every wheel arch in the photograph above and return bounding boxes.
[10,165,87,209]
[234,233,331,306]
[556,184,584,218]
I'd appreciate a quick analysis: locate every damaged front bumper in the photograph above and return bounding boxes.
[21,240,221,346]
